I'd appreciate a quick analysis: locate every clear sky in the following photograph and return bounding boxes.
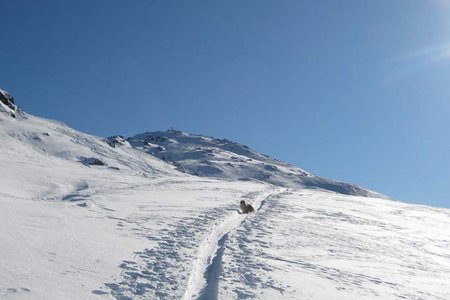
[2,1,450,208]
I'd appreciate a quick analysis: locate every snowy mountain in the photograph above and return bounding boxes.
[1,87,449,300]
[120,130,387,198]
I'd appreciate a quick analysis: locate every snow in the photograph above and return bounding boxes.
[126,130,388,199]
[218,190,450,299]
[183,188,285,300]
[1,90,449,299]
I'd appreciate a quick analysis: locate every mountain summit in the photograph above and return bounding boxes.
[113,130,387,198]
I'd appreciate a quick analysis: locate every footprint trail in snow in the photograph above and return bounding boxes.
[102,188,283,300]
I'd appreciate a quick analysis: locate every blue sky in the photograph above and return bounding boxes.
[2,1,450,208]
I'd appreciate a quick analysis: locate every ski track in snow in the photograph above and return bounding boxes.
[183,188,286,300]
[100,187,284,300]
[217,190,294,299]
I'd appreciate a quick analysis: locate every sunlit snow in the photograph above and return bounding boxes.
[1,91,449,299]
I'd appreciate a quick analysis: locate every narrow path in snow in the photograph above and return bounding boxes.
[198,233,229,300]
[182,188,286,300]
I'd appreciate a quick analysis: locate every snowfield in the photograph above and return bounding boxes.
[1,93,449,299]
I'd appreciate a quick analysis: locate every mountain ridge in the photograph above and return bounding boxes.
[109,129,388,199]
[0,86,387,199]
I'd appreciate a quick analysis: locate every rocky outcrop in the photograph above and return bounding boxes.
[81,157,106,166]
[0,87,18,119]
[0,88,16,110]
[106,135,130,148]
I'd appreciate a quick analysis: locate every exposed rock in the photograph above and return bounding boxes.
[106,135,129,148]
[81,157,106,166]
[0,87,16,110]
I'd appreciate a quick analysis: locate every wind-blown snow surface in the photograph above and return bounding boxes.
[1,96,450,299]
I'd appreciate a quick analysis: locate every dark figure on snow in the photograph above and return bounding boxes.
[240,200,255,214]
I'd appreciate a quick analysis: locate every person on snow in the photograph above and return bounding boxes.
[240,200,255,214]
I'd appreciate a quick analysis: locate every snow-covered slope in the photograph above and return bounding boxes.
[123,130,386,198]
[0,107,181,200]
[1,88,449,300]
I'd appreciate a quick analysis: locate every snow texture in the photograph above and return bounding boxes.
[1,87,449,300]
